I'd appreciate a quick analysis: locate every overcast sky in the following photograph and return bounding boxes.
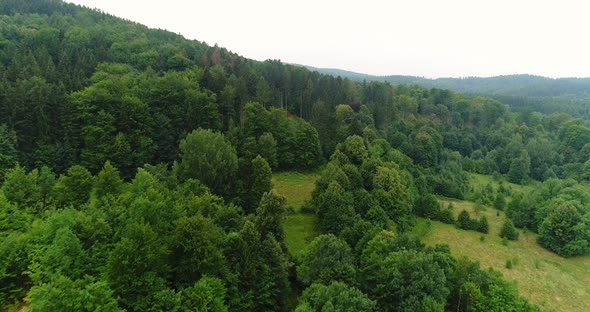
[67,0,590,78]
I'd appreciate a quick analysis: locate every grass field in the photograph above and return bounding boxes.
[414,198,590,312]
[272,171,320,259]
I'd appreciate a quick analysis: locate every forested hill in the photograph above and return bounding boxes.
[304,65,590,120]
[2,1,590,311]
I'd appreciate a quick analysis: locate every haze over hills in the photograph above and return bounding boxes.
[3,1,590,312]
[303,65,590,119]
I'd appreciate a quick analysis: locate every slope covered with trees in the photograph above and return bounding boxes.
[306,65,590,121]
[0,0,589,311]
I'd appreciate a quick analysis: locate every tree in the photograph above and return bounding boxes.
[508,150,530,184]
[500,219,519,240]
[456,210,472,230]
[360,249,449,312]
[172,216,227,288]
[315,181,355,235]
[53,165,94,208]
[494,193,506,210]
[181,276,228,312]
[297,234,356,286]
[106,222,168,310]
[477,216,489,234]
[242,156,273,213]
[255,191,288,243]
[94,161,123,199]
[179,129,238,196]
[0,125,17,181]
[538,203,590,257]
[295,282,375,312]
[26,275,123,312]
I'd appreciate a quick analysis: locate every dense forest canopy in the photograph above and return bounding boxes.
[306,65,590,121]
[0,0,589,311]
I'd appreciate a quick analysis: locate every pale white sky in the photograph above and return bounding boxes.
[67,0,590,78]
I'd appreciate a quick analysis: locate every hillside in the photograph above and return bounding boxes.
[304,65,590,120]
[1,1,590,311]
[415,198,590,312]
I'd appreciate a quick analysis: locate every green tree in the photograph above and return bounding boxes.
[297,234,356,286]
[93,161,123,199]
[26,275,123,312]
[106,222,168,311]
[172,216,227,288]
[295,282,375,312]
[316,181,355,235]
[508,150,531,184]
[181,276,228,312]
[179,129,238,196]
[53,165,94,208]
[500,219,519,240]
[242,155,273,213]
[0,125,17,181]
[538,203,590,257]
[255,191,288,243]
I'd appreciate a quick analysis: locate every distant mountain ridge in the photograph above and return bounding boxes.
[301,64,590,119]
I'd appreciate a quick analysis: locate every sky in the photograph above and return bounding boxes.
[66,0,590,78]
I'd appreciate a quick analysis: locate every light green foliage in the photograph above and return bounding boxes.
[54,165,94,208]
[179,129,237,196]
[1,164,37,207]
[26,275,123,312]
[181,276,228,312]
[336,135,368,165]
[296,282,376,312]
[106,222,168,310]
[94,161,124,199]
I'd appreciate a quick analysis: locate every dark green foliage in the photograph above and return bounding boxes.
[296,282,376,312]
[478,216,490,234]
[0,125,17,181]
[171,216,227,288]
[438,207,455,224]
[297,234,356,286]
[315,181,356,235]
[255,191,288,243]
[456,210,488,233]
[538,203,590,257]
[415,193,441,219]
[500,219,520,241]
[360,249,449,312]
[456,210,472,230]
[494,192,506,210]
[239,155,273,213]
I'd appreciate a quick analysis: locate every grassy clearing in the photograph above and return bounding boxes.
[273,171,320,259]
[468,172,535,195]
[415,198,590,312]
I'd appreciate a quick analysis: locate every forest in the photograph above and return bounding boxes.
[308,66,590,121]
[1,0,589,311]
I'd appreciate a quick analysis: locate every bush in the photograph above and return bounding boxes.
[505,259,513,269]
[437,208,455,224]
[500,219,519,240]
[477,216,489,234]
